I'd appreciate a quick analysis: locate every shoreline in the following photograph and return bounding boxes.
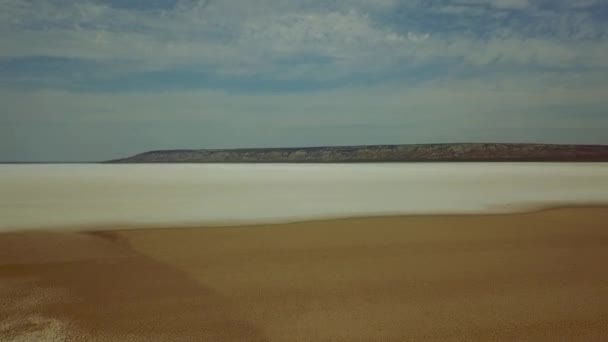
[3,203,608,233]
[2,206,608,341]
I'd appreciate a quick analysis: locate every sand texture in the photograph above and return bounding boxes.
[2,207,608,341]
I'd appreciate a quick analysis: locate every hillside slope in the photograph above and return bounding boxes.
[107,143,608,163]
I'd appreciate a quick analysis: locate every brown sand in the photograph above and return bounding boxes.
[2,207,608,341]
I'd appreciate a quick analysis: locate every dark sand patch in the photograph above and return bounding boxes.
[0,232,267,341]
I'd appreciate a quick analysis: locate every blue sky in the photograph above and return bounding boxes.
[1,0,608,161]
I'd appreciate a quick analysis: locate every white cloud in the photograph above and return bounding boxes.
[452,0,532,9]
[557,0,604,9]
[0,1,408,81]
[1,0,606,83]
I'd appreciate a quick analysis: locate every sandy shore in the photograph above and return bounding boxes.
[2,207,608,341]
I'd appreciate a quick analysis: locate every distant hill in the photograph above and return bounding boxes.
[107,143,608,163]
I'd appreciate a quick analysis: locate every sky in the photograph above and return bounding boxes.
[1,0,608,161]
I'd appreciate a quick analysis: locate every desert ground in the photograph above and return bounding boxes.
[2,206,608,341]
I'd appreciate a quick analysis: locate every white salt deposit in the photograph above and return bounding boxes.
[1,163,607,231]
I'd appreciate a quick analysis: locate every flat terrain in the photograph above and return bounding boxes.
[2,207,608,341]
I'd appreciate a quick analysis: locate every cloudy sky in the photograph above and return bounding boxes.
[2,0,608,161]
